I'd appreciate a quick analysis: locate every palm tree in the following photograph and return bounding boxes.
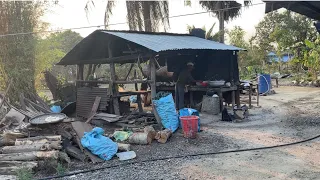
[85,1,169,32]
[187,23,219,41]
[186,1,251,43]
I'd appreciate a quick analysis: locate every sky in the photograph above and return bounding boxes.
[43,0,266,42]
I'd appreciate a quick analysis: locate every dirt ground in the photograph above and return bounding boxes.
[38,86,320,180]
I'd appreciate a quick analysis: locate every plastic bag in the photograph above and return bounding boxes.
[50,105,61,113]
[81,127,118,160]
[179,108,201,132]
[153,93,179,132]
[113,131,132,141]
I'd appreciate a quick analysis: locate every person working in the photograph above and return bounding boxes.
[175,62,196,110]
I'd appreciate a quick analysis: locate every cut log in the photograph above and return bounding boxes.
[14,140,61,150]
[56,129,73,140]
[65,145,87,162]
[144,126,156,139]
[0,151,59,161]
[1,143,61,154]
[15,135,62,146]
[117,143,130,152]
[128,132,152,145]
[0,132,27,147]
[156,129,172,144]
[0,161,37,175]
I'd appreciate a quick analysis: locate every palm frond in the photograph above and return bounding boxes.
[206,23,216,39]
[199,1,251,22]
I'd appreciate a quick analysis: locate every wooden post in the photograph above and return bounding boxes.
[108,43,120,115]
[257,84,260,106]
[249,84,252,108]
[150,57,156,99]
[231,91,235,109]
[236,87,240,107]
[276,78,279,88]
[189,91,194,107]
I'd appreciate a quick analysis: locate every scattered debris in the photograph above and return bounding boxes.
[117,143,130,152]
[116,151,136,161]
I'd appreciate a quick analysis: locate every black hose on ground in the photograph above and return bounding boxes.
[38,134,320,180]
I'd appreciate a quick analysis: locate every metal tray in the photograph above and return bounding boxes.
[29,113,67,125]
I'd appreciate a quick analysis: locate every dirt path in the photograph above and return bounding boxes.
[60,86,320,180]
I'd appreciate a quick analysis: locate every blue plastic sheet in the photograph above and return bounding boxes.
[153,93,179,132]
[81,127,118,161]
[179,108,201,132]
[50,105,61,113]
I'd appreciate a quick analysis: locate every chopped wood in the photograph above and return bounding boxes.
[0,161,37,175]
[1,143,62,154]
[14,140,61,150]
[15,136,62,146]
[128,132,152,145]
[0,150,59,161]
[56,129,73,140]
[144,126,156,140]
[65,145,87,162]
[117,143,130,152]
[156,129,172,144]
[0,131,27,147]
[85,96,101,124]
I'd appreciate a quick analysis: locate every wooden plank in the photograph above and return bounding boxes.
[136,95,143,113]
[71,121,104,163]
[65,54,153,65]
[85,96,101,124]
[24,98,51,113]
[34,94,51,111]
[95,113,122,118]
[150,58,156,99]
[92,116,121,123]
[108,43,120,115]
[19,93,27,111]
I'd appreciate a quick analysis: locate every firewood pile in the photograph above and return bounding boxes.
[0,88,172,178]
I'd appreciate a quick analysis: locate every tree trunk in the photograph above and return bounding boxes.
[0,151,59,161]
[15,135,61,146]
[0,161,37,175]
[218,2,225,43]
[1,143,61,154]
[142,2,152,32]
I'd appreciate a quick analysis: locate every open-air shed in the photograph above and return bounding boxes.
[57,30,243,116]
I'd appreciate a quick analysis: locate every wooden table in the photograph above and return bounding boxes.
[157,85,239,112]
[119,90,150,113]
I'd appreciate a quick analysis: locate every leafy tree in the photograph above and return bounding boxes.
[302,38,320,79]
[0,1,46,101]
[35,30,83,89]
[85,1,169,32]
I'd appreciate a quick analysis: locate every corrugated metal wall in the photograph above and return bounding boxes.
[76,87,110,118]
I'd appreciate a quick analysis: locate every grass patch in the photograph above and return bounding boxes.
[16,167,33,180]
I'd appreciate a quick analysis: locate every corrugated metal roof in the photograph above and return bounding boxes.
[102,30,244,52]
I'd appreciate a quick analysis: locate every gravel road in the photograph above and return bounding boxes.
[39,86,320,180]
